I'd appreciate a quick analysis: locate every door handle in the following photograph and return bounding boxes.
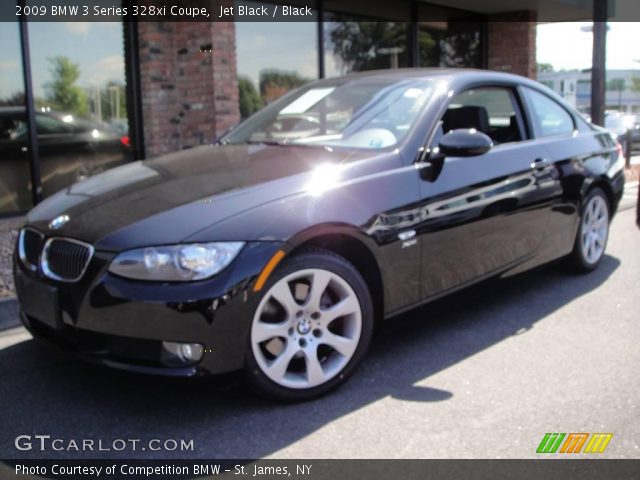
[531,158,550,170]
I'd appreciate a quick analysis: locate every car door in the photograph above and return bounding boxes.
[415,85,561,299]
[519,86,616,262]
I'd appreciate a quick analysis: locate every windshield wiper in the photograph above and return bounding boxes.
[245,140,289,146]
[244,140,328,149]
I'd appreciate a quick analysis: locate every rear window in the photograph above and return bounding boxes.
[524,88,575,137]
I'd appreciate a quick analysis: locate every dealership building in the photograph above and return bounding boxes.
[538,69,640,114]
[0,0,622,216]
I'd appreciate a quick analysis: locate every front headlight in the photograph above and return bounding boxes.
[108,242,244,281]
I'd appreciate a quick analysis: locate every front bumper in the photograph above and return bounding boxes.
[14,241,285,376]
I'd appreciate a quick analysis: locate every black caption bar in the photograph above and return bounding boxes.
[3,0,640,22]
[4,1,320,22]
[2,460,640,480]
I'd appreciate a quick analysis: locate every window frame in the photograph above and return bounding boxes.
[428,84,530,152]
[520,86,577,139]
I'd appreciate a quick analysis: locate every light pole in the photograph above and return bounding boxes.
[109,86,120,120]
[94,85,102,123]
[581,0,609,126]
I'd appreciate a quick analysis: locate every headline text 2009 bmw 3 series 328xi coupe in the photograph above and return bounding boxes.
[14,69,624,400]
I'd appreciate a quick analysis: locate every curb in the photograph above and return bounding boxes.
[0,297,20,332]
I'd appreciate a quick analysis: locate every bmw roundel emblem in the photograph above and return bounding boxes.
[49,214,70,230]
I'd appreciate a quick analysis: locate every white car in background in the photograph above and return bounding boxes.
[605,111,635,156]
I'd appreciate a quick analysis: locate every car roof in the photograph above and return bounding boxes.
[0,106,26,114]
[313,68,541,87]
[0,106,49,115]
[0,107,71,118]
[311,68,582,116]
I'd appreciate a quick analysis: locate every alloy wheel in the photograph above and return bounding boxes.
[580,194,609,265]
[250,268,363,389]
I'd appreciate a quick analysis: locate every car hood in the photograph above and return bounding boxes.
[26,143,375,250]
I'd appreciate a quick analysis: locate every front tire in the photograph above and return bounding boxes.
[245,249,373,401]
[569,187,610,272]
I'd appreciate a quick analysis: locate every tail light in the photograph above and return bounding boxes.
[120,135,130,147]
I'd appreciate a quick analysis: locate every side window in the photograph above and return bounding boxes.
[524,88,575,137]
[441,87,524,145]
[0,114,26,141]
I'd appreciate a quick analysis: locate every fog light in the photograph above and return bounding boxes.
[161,341,204,366]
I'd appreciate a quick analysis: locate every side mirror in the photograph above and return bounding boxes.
[438,128,493,157]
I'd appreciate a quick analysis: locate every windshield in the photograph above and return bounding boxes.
[221,78,435,149]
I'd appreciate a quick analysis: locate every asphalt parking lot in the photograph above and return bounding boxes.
[0,205,638,460]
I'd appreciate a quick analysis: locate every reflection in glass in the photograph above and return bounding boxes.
[235,9,317,119]
[325,15,409,76]
[324,15,481,75]
[223,77,435,149]
[418,21,482,68]
[0,21,32,214]
[27,21,132,201]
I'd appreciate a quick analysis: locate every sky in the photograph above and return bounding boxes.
[235,22,320,86]
[0,22,125,100]
[537,22,640,71]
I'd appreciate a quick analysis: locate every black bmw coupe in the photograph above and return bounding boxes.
[14,69,625,400]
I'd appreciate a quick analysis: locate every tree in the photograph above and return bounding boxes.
[259,69,309,103]
[238,75,263,119]
[44,56,88,117]
[328,21,410,73]
[630,76,640,92]
[328,21,480,72]
[436,26,481,68]
[0,91,25,107]
[537,63,555,73]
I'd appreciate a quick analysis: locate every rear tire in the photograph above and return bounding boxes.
[568,187,610,273]
[245,249,373,401]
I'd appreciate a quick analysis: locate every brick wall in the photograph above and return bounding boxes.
[487,11,537,79]
[137,22,240,157]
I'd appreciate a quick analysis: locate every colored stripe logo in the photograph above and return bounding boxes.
[584,433,614,453]
[537,433,613,454]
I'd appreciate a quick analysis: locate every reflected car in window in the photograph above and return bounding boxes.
[0,107,131,213]
[604,111,636,156]
[14,70,625,401]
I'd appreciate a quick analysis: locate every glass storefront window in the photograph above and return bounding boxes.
[324,16,410,77]
[0,21,32,214]
[418,4,483,68]
[235,2,318,119]
[26,21,132,201]
[418,21,482,68]
[323,3,482,75]
[0,2,486,217]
